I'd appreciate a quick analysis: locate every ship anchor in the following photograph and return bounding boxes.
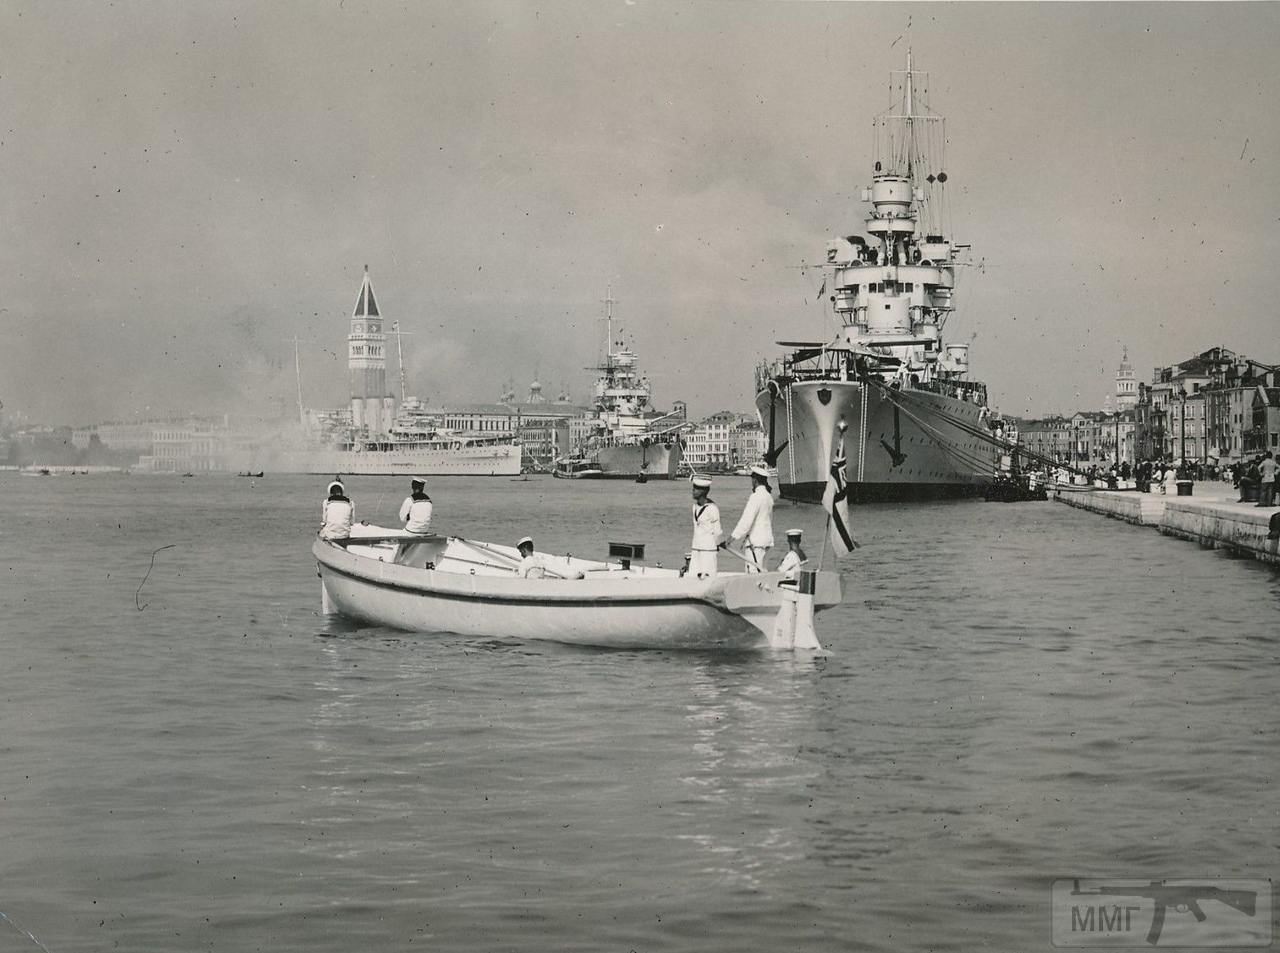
[763,380,789,467]
[880,405,908,467]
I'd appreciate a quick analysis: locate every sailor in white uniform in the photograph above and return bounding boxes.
[689,475,722,579]
[729,464,775,572]
[515,536,547,579]
[398,476,434,535]
[319,480,354,541]
[776,528,807,584]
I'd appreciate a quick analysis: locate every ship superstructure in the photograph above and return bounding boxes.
[556,290,685,479]
[755,51,998,502]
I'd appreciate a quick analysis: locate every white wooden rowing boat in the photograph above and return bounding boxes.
[313,528,841,651]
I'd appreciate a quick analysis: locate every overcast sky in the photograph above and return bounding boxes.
[3,1,1279,426]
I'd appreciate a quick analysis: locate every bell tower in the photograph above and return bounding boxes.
[348,266,391,433]
[1115,347,1137,411]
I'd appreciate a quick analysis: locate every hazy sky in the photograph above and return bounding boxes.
[3,1,1279,425]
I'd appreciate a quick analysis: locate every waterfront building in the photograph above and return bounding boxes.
[1201,348,1278,463]
[418,393,587,471]
[1136,347,1277,465]
[136,418,231,472]
[77,419,164,453]
[1018,410,1134,466]
[1096,410,1137,465]
[1017,415,1072,463]
[728,419,766,467]
[684,411,748,469]
[1247,386,1280,454]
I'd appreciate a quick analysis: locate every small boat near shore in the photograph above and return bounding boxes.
[983,476,1049,503]
[551,458,605,479]
[314,528,840,651]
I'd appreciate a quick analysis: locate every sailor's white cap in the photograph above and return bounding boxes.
[327,480,345,494]
[690,473,712,489]
[786,528,803,539]
[750,463,770,479]
[411,476,427,486]
[516,536,534,548]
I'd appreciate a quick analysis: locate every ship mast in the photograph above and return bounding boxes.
[389,321,413,403]
[285,334,306,432]
[602,284,616,370]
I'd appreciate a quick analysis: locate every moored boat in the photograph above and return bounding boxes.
[564,289,686,480]
[314,529,840,651]
[551,457,605,479]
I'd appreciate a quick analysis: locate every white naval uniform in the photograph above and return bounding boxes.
[689,500,722,579]
[517,553,547,579]
[320,497,354,540]
[730,484,774,572]
[776,549,806,585]
[398,494,434,534]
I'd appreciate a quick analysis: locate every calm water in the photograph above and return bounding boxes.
[1,473,1276,952]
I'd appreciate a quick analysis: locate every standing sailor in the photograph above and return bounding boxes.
[776,529,807,583]
[319,479,354,541]
[398,476,433,535]
[729,464,774,572]
[689,474,722,579]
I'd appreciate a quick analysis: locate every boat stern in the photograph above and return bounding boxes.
[717,570,841,652]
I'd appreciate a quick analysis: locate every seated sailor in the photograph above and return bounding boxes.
[515,536,546,578]
[319,480,354,541]
[399,476,434,535]
[776,528,807,584]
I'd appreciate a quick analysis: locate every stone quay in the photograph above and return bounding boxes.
[1053,482,1280,566]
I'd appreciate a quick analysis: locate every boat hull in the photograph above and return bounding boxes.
[267,443,523,476]
[313,538,839,650]
[595,442,683,480]
[756,380,996,503]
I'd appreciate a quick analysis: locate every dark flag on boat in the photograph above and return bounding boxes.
[822,444,859,554]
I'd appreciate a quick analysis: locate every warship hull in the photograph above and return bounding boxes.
[595,441,683,480]
[756,380,995,503]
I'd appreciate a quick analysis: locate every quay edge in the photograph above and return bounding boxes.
[1054,486,1280,566]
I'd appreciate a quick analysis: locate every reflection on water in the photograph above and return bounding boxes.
[675,657,826,891]
[0,474,1276,952]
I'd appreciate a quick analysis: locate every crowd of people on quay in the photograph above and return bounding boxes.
[1049,452,1280,506]
[1230,451,1279,506]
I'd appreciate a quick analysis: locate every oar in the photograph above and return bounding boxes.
[454,536,575,580]
[331,532,442,546]
[721,540,769,571]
